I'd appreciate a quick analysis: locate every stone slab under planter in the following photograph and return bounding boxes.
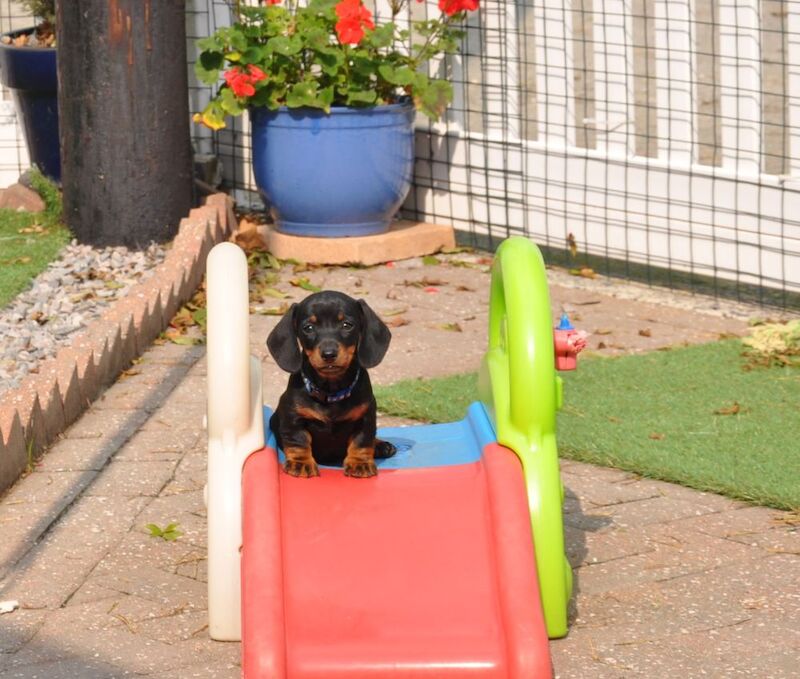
[262,220,456,266]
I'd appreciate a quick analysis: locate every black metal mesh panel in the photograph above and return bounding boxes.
[1,1,797,309]
[0,1,34,186]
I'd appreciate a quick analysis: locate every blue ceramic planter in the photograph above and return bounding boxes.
[250,101,415,237]
[0,28,60,181]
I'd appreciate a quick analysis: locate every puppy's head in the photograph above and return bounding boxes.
[267,291,391,377]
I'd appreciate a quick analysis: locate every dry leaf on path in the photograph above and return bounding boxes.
[404,277,448,288]
[569,267,597,279]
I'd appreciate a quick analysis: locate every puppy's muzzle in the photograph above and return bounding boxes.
[319,342,339,363]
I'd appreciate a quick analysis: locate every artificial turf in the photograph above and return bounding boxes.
[0,172,69,309]
[375,339,800,510]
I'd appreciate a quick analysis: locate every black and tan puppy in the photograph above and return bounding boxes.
[267,291,396,478]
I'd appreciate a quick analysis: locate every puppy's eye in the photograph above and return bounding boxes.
[301,323,315,334]
[341,320,354,331]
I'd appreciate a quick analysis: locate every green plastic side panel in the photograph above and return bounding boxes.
[477,237,571,639]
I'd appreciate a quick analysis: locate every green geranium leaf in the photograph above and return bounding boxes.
[286,81,320,108]
[378,64,415,86]
[316,47,344,76]
[195,56,222,85]
[228,29,249,52]
[368,23,395,48]
[346,89,378,106]
[220,87,245,115]
[197,36,222,52]
[303,26,330,50]
[318,85,335,111]
[308,0,339,13]
[241,46,264,63]
[415,78,452,120]
[268,35,304,56]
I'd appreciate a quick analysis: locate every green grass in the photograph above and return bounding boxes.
[0,171,70,309]
[375,340,800,510]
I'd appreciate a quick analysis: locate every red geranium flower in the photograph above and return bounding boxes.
[247,64,268,82]
[438,0,479,16]
[224,65,268,98]
[334,0,374,45]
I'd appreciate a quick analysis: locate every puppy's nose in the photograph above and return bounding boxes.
[320,345,338,362]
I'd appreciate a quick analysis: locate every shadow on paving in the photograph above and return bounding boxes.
[0,357,199,585]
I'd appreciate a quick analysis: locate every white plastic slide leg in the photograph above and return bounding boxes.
[206,242,265,642]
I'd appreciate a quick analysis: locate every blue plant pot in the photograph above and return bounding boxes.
[250,101,415,237]
[0,28,60,182]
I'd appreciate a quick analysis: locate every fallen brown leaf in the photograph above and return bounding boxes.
[404,277,448,288]
[2,256,32,265]
[713,402,749,416]
[290,277,322,293]
[639,328,652,338]
[384,316,410,328]
[232,218,268,252]
[595,328,613,335]
[567,232,578,258]
[648,432,665,440]
[569,267,597,279]
[771,511,800,527]
[254,302,291,316]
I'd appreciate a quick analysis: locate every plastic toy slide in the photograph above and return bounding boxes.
[205,237,578,678]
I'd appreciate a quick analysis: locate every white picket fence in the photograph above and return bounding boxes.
[2,0,799,300]
[404,0,800,297]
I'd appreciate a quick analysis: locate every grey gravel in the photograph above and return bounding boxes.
[0,241,166,395]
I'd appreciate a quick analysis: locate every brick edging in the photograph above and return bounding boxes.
[0,193,235,494]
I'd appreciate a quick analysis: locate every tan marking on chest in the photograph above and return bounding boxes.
[340,402,369,422]
[295,406,330,424]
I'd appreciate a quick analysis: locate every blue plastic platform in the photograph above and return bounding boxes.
[262,401,496,470]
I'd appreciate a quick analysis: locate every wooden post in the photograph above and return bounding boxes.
[56,0,193,247]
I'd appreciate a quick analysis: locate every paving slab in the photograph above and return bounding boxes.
[0,252,796,678]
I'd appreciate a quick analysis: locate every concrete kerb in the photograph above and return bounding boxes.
[0,194,236,496]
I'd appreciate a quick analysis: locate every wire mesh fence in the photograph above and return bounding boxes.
[0,1,33,187]
[1,0,799,309]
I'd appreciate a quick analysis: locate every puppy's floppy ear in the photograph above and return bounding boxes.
[357,299,391,368]
[267,303,302,373]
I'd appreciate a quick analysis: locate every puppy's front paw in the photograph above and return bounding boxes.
[374,439,397,459]
[284,459,320,478]
[344,460,377,478]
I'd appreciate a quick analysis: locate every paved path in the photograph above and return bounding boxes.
[0,256,796,678]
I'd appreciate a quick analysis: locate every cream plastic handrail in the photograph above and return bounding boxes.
[206,242,265,641]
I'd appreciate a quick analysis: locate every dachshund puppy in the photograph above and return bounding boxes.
[267,291,396,478]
